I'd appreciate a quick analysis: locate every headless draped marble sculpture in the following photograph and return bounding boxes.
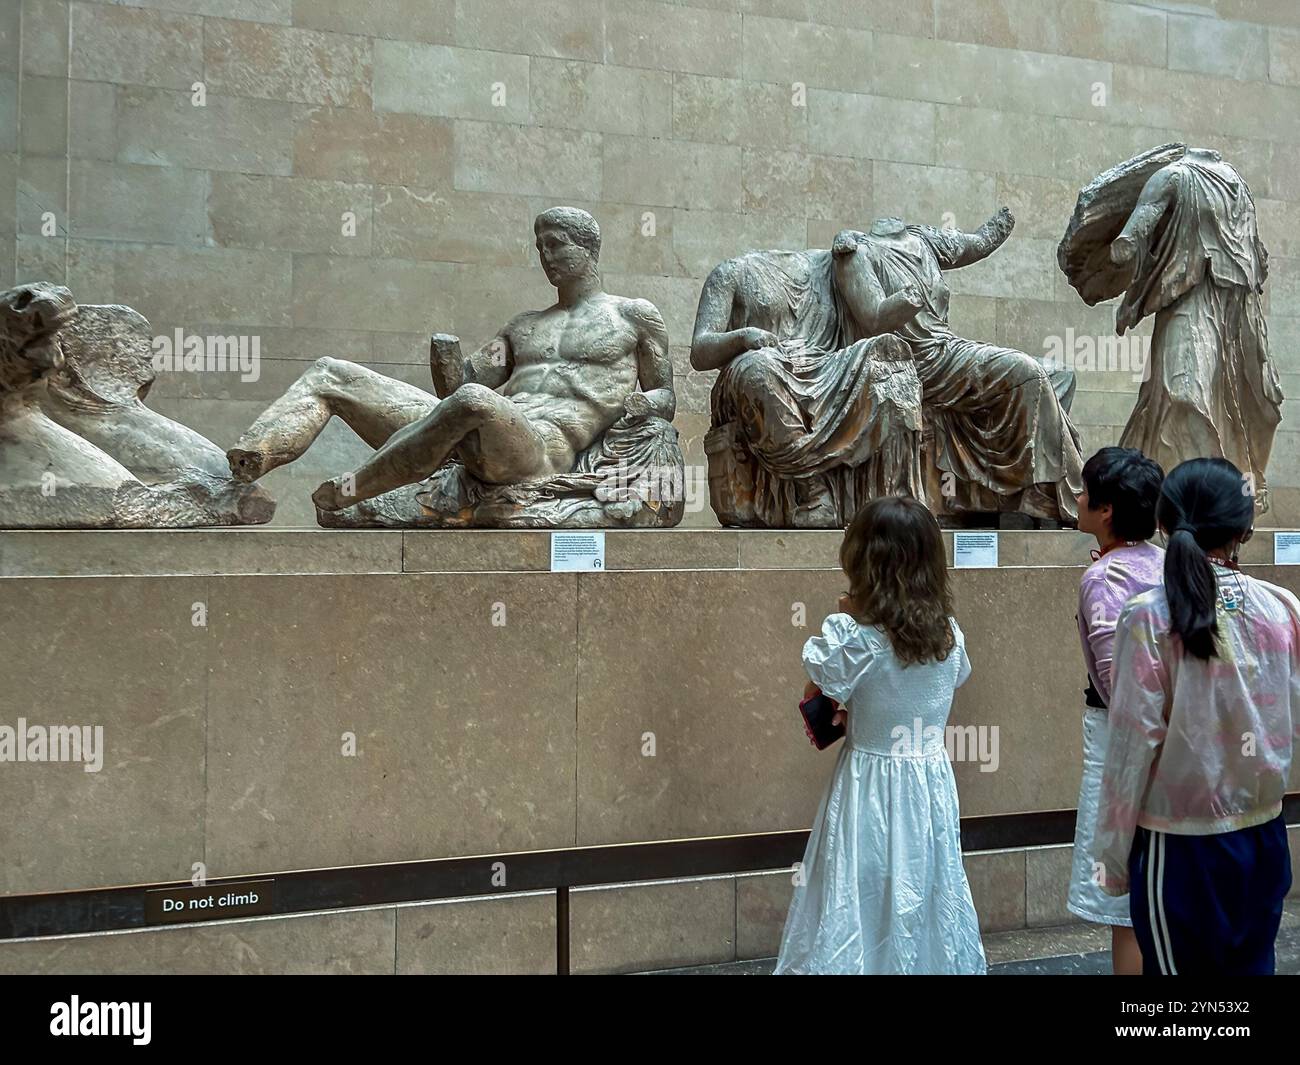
[1060,144,1282,511]
[0,282,274,527]
[692,209,1084,527]
[229,207,684,528]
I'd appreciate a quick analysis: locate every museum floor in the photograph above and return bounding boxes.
[649,900,1300,975]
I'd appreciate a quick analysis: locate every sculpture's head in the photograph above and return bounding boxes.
[0,282,78,395]
[534,207,601,286]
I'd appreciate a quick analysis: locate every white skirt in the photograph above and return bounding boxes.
[1067,706,1132,927]
[774,743,987,975]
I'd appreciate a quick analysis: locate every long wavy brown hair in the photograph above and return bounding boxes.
[840,496,955,665]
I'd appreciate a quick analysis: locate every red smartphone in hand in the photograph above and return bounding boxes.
[798,692,845,750]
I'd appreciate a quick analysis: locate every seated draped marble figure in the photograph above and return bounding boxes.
[0,282,275,527]
[228,207,684,528]
[692,208,1085,527]
[1059,144,1283,513]
[690,242,925,527]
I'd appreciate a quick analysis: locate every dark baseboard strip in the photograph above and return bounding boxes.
[4,800,1295,941]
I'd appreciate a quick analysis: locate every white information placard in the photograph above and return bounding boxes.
[1274,532,1300,565]
[550,531,606,572]
[953,531,999,569]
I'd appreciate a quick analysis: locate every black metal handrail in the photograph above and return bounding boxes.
[4,799,1296,973]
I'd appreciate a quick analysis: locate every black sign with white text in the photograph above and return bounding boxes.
[143,880,274,925]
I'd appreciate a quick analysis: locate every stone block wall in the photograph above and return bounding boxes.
[2,0,1299,527]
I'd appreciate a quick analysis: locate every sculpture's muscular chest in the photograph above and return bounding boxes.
[509,302,637,370]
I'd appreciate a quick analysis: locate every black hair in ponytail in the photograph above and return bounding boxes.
[1155,457,1255,661]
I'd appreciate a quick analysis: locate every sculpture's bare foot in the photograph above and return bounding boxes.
[312,476,353,512]
[227,447,270,482]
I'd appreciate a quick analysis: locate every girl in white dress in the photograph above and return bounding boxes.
[775,496,986,975]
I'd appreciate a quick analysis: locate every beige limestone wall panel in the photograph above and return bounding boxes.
[570,875,735,974]
[574,569,840,846]
[530,58,672,138]
[870,34,1114,122]
[740,13,873,94]
[146,352,428,402]
[1209,0,1300,30]
[603,0,741,79]
[571,564,1114,849]
[85,245,293,328]
[454,0,603,63]
[871,159,997,231]
[932,0,1169,66]
[291,254,454,333]
[372,187,534,267]
[602,134,742,212]
[69,3,203,92]
[292,105,454,187]
[0,152,14,237]
[0,529,405,577]
[68,81,115,161]
[1111,63,1300,144]
[455,119,602,200]
[807,89,935,164]
[1167,14,1268,81]
[1274,28,1300,87]
[202,573,579,876]
[964,849,1027,933]
[741,147,872,219]
[69,160,209,245]
[1025,844,1076,928]
[209,173,374,256]
[203,18,373,108]
[122,0,292,24]
[395,891,557,974]
[0,576,209,895]
[372,41,529,124]
[17,156,65,236]
[20,0,69,79]
[18,75,66,157]
[291,0,453,43]
[672,73,808,150]
[116,86,295,175]
[0,907,395,974]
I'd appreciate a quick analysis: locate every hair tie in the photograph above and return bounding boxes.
[1173,522,1197,536]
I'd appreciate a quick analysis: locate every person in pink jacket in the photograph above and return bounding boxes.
[1096,458,1300,974]
[1069,447,1164,974]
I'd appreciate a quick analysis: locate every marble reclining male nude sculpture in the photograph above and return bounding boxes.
[228,207,685,528]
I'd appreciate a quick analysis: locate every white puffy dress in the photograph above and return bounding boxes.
[775,613,987,975]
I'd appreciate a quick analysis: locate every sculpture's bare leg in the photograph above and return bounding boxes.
[312,382,552,511]
[228,357,437,481]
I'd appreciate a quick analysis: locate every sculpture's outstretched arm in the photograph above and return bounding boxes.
[430,329,513,398]
[623,299,675,421]
[915,206,1016,270]
[689,261,776,372]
